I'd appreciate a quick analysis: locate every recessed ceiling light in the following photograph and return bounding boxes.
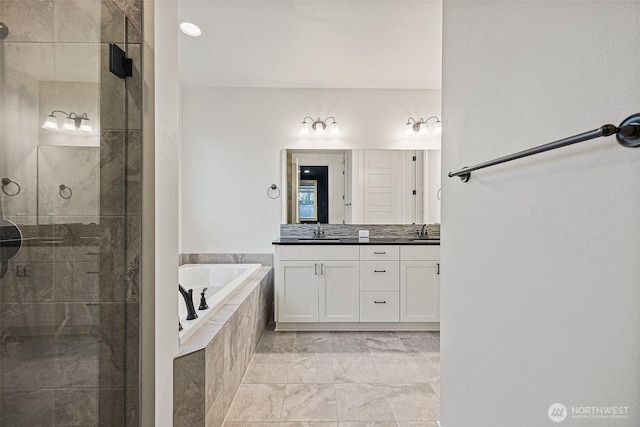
[179,22,201,37]
[303,170,310,174]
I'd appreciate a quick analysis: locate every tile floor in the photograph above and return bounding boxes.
[223,325,440,427]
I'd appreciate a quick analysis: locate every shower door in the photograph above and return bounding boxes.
[0,0,142,425]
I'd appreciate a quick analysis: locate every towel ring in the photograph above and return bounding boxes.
[267,184,281,199]
[59,184,73,200]
[437,188,441,201]
[1,178,20,196]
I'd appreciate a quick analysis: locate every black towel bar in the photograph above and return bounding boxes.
[448,113,640,182]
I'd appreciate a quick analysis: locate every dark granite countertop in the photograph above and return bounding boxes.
[273,237,440,245]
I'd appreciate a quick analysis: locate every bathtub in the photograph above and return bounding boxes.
[178,263,261,344]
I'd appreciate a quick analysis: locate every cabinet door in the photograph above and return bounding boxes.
[278,261,318,323]
[318,261,360,322]
[400,261,440,322]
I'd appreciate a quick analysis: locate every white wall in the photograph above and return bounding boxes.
[441,2,640,426]
[154,0,180,425]
[181,88,441,254]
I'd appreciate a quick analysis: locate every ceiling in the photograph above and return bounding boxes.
[177,1,442,89]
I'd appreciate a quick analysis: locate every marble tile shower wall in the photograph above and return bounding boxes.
[0,1,143,426]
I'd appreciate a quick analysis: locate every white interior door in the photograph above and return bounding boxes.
[294,157,300,223]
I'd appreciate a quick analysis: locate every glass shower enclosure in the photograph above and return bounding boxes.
[0,0,142,425]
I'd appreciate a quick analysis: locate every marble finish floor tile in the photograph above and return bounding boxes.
[250,352,295,364]
[256,335,296,354]
[293,337,333,354]
[225,383,286,422]
[225,328,440,425]
[287,356,334,383]
[281,383,337,421]
[224,423,339,427]
[385,384,440,421]
[396,423,438,427]
[365,338,407,353]
[412,354,440,383]
[331,337,370,354]
[372,355,426,383]
[243,363,290,383]
[399,337,439,353]
[429,383,440,398]
[338,422,399,427]
[333,356,380,383]
[335,383,395,421]
[282,423,339,427]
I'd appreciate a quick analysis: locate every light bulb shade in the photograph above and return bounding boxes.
[434,121,442,134]
[404,122,414,135]
[330,122,339,136]
[300,122,310,135]
[314,122,325,136]
[42,115,59,130]
[179,22,202,37]
[79,118,92,132]
[419,122,429,135]
[62,117,76,131]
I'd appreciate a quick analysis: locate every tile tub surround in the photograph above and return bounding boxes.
[179,253,274,267]
[280,224,441,240]
[173,267,274,427]
[223,327,440,425]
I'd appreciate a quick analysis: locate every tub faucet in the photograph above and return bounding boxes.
[179,284,198,320]
[198,288,209,310]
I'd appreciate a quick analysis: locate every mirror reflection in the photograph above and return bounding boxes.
[37,146,100,225]
[284,149,441,225]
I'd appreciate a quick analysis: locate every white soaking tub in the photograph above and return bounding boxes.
[178,263,261,344]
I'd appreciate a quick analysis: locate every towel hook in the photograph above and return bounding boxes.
[267,184,281,199]
[59,184,73,200]
[1,178,20,196]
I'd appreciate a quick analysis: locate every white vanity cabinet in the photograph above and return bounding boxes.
[400,246,440,322]
[275,243,440,330]
[276,246,359,323]
[359,245,400,322]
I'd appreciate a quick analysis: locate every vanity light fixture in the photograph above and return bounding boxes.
[300,116,339,136]
[405,116,441,136]
[42,111,92,133]
[179,22,202,37]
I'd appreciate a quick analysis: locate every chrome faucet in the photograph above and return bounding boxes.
[179,284,198,320]
[313,222,325,238]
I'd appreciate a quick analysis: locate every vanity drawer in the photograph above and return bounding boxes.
[359,292,399,322]
[400,245,440,261]
[278,245,359,261]
[360,261,399,291]
[360,245,399,261]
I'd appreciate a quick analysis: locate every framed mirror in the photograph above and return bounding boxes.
[282,149,441,225]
